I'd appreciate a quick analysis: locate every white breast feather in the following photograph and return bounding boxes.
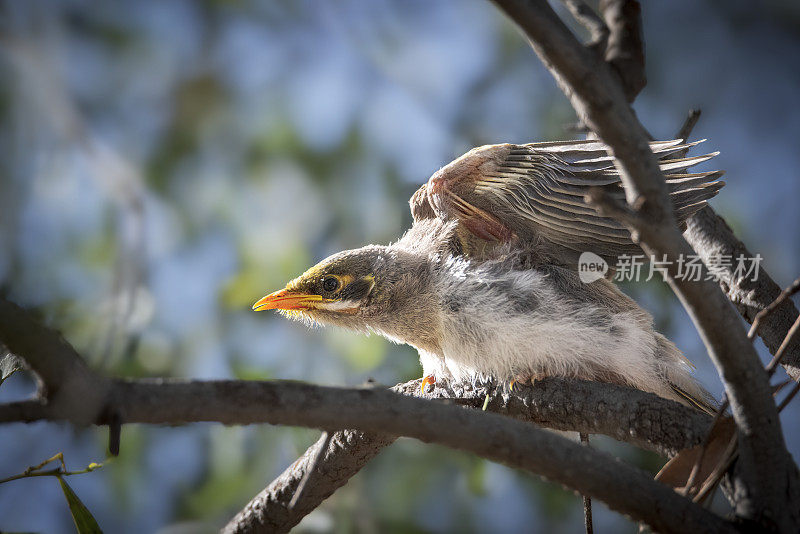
[429,256,693,400]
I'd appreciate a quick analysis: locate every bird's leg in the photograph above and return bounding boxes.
[420,374,436,393]
[508,371,548,392]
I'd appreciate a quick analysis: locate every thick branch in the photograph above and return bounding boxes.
[0,298,713,458]
[2,376,731,533]
[674,114,800,379]
[490,0,800,527]
[1,378,712,457]
[215,382,732,534]
[0,294,724,532]
[2,377,717,534]
[0,299,110,425]
[684,207,800,380]
[223,378,713,533]
[225,429,394,533]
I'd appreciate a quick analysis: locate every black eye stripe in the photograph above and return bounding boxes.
[340,278,373,300]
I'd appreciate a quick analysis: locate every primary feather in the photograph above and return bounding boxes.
[413,139,724,267]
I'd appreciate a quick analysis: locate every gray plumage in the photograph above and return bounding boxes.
[255,139,721,412]
[412,138,723,268]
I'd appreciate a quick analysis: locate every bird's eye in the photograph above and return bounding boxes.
[322,276,340,293]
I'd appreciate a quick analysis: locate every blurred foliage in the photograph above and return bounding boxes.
[1,0,799,533]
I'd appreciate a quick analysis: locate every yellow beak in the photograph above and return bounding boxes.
[252,289,324,311]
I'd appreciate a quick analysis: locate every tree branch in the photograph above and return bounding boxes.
[673,112,800,380]
[0,377,715,457]
[212,380,734,534]
[561,0,609,50]
[225,388,735,533]
[0,299,110,425]
[0,296,729,533]
[3,376,719,534]
[2,2,798,530]
[222,378,714,533]
[2,376,733,533]
[599,0,646,101]
[0,298,713,457]
[2,376,718,533]
[224,429,394,534]
[490,0,800,527]
[684,208,800,381]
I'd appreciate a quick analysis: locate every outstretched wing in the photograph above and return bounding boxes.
[410,139,724,266]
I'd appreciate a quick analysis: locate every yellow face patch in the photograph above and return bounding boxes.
[286,266,354,295]
[257,257,375,319]
[286,265,323,292]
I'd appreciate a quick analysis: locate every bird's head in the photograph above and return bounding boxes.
[252,246,389,329]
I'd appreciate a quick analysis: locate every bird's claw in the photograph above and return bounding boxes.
[420,375,436,393]
[509,372,546,392]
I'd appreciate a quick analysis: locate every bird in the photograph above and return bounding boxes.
[253,138,723,411]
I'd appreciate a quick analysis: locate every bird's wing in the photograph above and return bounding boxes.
[411,139,724,266]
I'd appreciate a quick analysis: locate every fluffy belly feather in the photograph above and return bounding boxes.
[423,261,699,404]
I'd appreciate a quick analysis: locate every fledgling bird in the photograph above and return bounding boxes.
[254,139,723,410]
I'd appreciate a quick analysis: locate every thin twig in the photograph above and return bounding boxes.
[598,0,646,101]
[561,0,609,50]
[683,279,800,496]
[674,109,702,158]
[681,401,729,498]
[585,187,642,228]
[778,381,800,412]
[693,434,739,504]
[580,432,594,534]
[748,276,800,341]
[0,453,103,485]
[108,410,122,456]
[765,314,800,378]
[676,109,702,142]
[289,432,332,510]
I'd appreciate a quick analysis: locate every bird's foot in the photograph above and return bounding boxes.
[420,375,436,393]
[508,372,547,392]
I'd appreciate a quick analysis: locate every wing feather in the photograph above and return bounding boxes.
[413,139,724,266]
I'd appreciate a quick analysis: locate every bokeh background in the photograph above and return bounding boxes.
[1,1,799,532]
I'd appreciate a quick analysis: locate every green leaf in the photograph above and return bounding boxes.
[57,476,103,534]
[466,458,487,496]
[0,352,24,386]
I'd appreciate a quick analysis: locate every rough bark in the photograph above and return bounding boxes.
[684,207,800,381]
[491,0,800,528]
[1,297,731,533]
